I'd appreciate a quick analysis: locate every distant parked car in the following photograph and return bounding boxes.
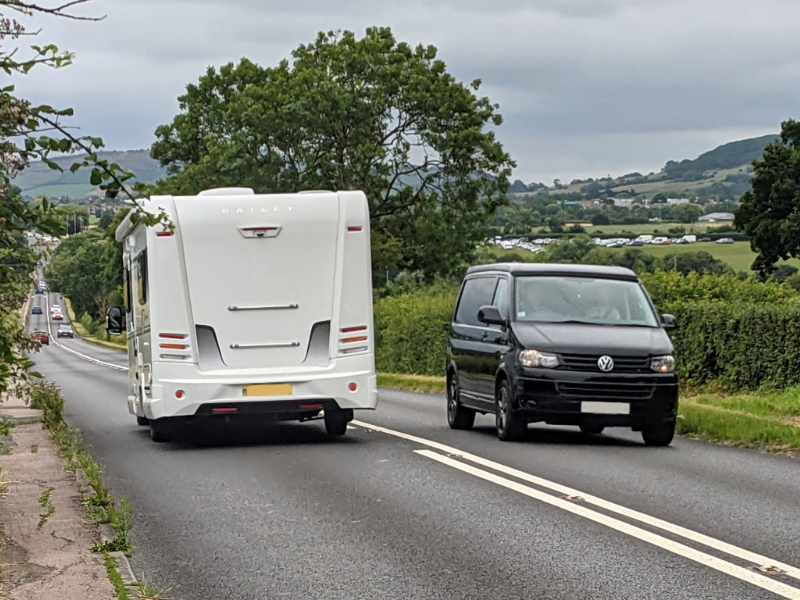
[56,324,74,338]
[31,330,49,345]
[32,306,42,315]
[715,237,735,244]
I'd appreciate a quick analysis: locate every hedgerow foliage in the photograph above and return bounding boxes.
[374,273,800,389]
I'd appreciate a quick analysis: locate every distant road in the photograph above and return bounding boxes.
[28,291,800,600]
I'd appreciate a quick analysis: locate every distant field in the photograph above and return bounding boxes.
[22,183,94,198]
[584,222,726,235]
[486,241,800,273]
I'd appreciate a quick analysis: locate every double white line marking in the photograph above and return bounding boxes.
[353,420,800,599]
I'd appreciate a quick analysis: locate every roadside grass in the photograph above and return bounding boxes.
[378,372,800,452]
[0,418,14,454]
[377,373,445,395]
[103,552,132,600]
[63,297,127,351]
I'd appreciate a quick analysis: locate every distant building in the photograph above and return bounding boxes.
[698,212,735,222]
[666,197,690,206]
[610,197,636,208]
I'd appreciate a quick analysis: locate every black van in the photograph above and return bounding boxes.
[447,263,678,446]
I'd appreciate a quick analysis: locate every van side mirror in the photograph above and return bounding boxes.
[478,305,506,326]
[660,313,676,329]
[107,306,126,335]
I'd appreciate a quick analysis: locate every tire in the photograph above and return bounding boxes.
[136,416,149,426]
[642,420,676,447]
[447,374,475,430]
[495,380,526,441]
[579,423,605,435]
[324,408,352,437]
[149,420,172,443]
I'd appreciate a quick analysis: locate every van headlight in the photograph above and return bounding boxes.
[650,355,675,373]
[519,349,560,369]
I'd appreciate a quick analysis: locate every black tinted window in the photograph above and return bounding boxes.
[455,277,497,326]
[493,278,509,319]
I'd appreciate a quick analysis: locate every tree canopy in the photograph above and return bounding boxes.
[151,27,515,279]
[734,119,800,275]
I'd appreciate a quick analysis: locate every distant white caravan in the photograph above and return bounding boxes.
[109,188,377,441]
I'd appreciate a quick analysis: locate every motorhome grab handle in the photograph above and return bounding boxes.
[230,342,301,349]
[227,304,299,311]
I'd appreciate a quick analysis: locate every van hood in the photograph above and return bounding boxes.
[511,322,673,356]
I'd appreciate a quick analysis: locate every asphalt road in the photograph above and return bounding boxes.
[27,291,800,600]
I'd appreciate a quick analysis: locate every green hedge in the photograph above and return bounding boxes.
[374,275,800,389]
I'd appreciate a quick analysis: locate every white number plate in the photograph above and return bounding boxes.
[581,401,630,415]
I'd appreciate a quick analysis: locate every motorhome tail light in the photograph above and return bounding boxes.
[347,226,363,232]
[348,382,358,392]
[174,389,185,400]
[159,332,187,339]
[159,343,188,350]
[156,231,174,237]
[211,407,238,415]
[300,403,323,411]
[338,325,369,355]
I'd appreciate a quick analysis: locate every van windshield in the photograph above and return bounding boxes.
[514,276,659,327]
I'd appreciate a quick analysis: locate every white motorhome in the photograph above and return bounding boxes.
[109,188,377,442]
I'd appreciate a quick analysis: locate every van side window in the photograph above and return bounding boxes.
[493,278,509,319]
[455,277,497,326]
[136,251,148,305]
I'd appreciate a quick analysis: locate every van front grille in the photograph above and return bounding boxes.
[559,353,650,373]
[557,382,654,400]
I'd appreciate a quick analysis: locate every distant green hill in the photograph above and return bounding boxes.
[662,134,779,181]
[14,150,165,199]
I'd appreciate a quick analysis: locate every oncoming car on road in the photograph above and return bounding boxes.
[56,324,74,338]
[446,263,678,446]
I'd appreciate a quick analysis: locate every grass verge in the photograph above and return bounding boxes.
[378,373,445,395]
[378,373,800,453]
[28,377,171,598]
[63,297,127,351]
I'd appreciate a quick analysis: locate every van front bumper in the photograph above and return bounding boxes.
[514,369,678,430]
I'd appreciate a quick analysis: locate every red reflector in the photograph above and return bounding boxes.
[300,403,323,411]
[212,407,238,415]
[341,335,368,344]
[156,231,174,237]
[340,325,367,333]
[175,389,185,399]
[159,333,187,339]
[348,382,358,392]
[159,343,187,350]
[347,226,363,232]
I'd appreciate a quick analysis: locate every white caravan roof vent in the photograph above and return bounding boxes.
[198,187,255,196]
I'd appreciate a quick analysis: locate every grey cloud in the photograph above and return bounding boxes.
[10,0,800,182]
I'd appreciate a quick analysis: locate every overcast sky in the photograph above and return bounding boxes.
[12,0,800,183]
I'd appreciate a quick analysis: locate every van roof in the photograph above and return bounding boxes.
[466,262,638,280]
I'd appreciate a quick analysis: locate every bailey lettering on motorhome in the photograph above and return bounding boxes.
[108,188,377,442]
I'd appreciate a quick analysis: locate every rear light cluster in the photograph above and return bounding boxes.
[158,332,191,359]
[338,325,369,354]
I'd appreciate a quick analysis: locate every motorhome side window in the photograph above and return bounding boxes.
[123,266,132,311]
[136,251,148,305]
[454,276,497,326]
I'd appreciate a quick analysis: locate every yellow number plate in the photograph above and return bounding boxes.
[244,383,293,397]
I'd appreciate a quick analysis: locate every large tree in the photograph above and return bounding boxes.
[151,27,515,279]
[735,119,800,275]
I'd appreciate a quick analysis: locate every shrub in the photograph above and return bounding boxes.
[374,286,457,375]
[80,313,97,336]
[29,380,64,429]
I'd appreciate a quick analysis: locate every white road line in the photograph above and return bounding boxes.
[42,293,127,371]
[416,449,800,600]
[352,419,800,583]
